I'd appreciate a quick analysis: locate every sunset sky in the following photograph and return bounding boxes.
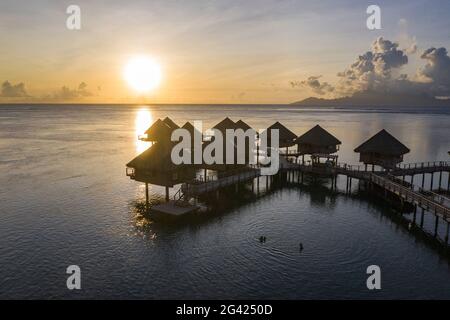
[1,0,449,104]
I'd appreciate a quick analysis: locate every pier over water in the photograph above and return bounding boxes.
[126,117,450,245]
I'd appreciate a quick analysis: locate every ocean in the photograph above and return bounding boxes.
[0,104,449,299]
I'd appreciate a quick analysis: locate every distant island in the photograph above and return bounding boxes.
[292,92,450,107]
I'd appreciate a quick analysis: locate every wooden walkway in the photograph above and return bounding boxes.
[178,159,450,221]
[283,161,450,179]
[181,168,260,197]
[368,174,450,220]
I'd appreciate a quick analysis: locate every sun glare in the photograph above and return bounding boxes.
[124,56,162,92]
[135,108,153,153]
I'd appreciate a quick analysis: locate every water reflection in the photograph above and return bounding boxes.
[135,107,153,154]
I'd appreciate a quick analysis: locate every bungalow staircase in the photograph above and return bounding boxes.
[173,187,190,207]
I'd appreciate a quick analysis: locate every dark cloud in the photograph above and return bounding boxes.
[1,81,29,97]
[416,47,450,95]
[291,76,334,95]
[52,82,93,100]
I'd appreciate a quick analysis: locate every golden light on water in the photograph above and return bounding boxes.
[135,108,153,153]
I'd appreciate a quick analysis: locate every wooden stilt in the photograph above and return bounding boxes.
[434,214,439,237]
[445,221,449,244]
[438,171,442,191]
[165,186,170,202]
[413,205,417,224]
[447,171,450,191]
[430,172,434,191]
[420,208,425,228]
[257,176,260,195]
[256,144,259,165]
[145,183,149,212]
[422,173,425,188]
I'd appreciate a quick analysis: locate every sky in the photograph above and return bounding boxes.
[0,0,449,104]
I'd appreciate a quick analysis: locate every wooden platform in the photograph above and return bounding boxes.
[151,200,199,216]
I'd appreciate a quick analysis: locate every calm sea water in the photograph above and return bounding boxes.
[0,104,449,299]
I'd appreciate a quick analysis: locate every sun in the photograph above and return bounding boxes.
[124,56,162,92]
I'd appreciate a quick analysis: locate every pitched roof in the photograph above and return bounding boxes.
[265,121,297,142]
[126,142,178,171]
[354,129,410,156]
[181,121,201,138]
[144,119,173,142]
[162,117,179,129]
[235,119,252,131]
[212,117,237,132]
[295,125,341,146]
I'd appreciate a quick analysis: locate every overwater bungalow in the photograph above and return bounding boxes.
[234,119,255,164]
[295,125,341,165]
[197,117,256,176]
[162,116,179,130]
[212,117,237,133]
[354,129,410,170]
[126,141,195,201]
[235,119,252,131]
[263,121,297,156]
[205,118,236,168]
[181,121,201,141]
[140,118,174,143]
[180,121,201,164]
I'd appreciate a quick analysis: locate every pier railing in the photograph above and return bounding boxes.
[182,167,260,196]
[191,165,260,184]
[396,161,450,170]
[369,174,450,220]
[283,160,449,178]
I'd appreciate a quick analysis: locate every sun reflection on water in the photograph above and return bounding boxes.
[135,107,153,154]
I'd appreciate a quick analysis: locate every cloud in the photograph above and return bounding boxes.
[51,82,93,100]
[1,81,29,97]
[415,47,450,95]
[292,37,450,99]
[397,19,418,55]
[336,37,408,95]
[405,43,417,55]
[290,76,334,95]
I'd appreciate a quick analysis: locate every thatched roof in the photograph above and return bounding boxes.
[144,119,173,142]
[162,116,179,129]
[354,129,410,156]
[262,121,297,147]
[127,142,177,171]
[181,121,201,138]
[235,119,252,131]
[212,117,237,133]
[295,125,341,146]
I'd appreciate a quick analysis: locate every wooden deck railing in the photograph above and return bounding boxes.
[182,168,261,196]
[369,174,450,219]
[397,161,450,170]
